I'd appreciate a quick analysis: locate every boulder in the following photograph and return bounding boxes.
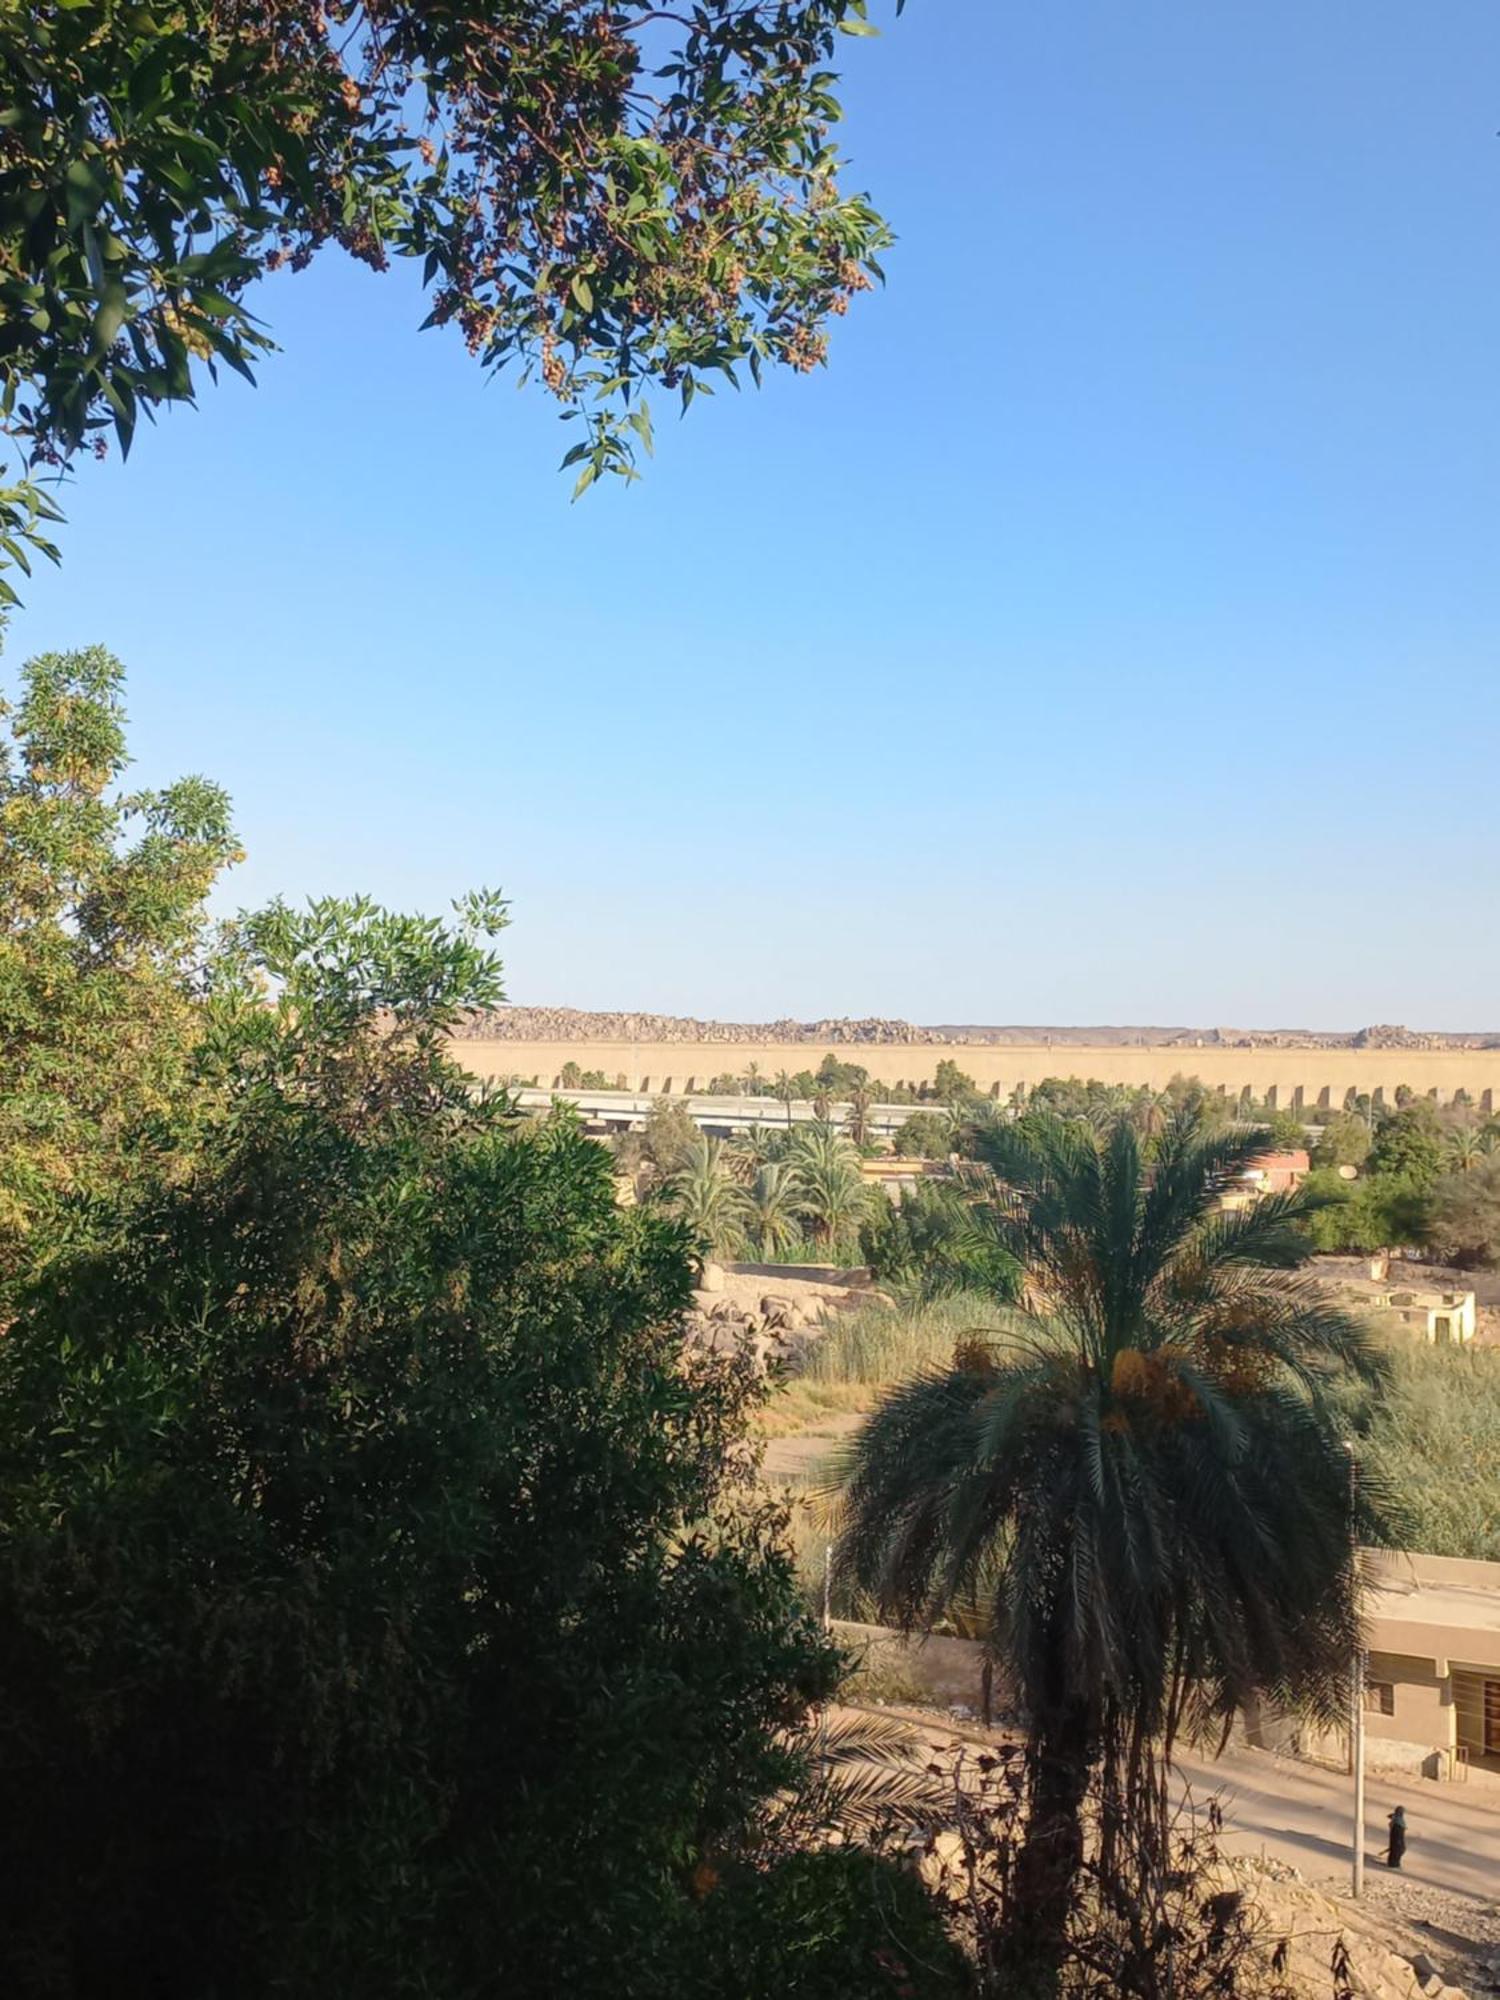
[699,1261,726,1294]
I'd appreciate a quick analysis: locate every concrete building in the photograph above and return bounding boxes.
[1250,1551,1500,1785]
[1362,1551,1500,1781]
[1220,1150,1310,1213]
[1323,1270,1477,1345]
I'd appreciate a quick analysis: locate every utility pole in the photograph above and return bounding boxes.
[1347,1442,1366,1899]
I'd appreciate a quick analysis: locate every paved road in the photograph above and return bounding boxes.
[1173,1740,1500,1909]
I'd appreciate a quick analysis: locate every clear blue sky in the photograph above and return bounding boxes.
[9,2,1499,1030]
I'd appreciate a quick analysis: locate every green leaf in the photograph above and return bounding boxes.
[627,403,654,457]
[837,19,881,33]
[570,274,594,312]
[91,281,130,356]
[64,158,111,232]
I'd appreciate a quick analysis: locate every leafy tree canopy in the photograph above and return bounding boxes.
[1310,1109,1372,1170]
[892,1108,952,1159]
[1297,1164,1433,1255]
[0,0,895,591]
[0,886,842,1996]
[1428,1156,1500,1269]
[0,641,238,1302]
[1368,1100,1446,1187]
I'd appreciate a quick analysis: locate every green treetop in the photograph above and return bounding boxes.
[0,886,843,1995]
[0,0,895,590]
[0,642,239,1301]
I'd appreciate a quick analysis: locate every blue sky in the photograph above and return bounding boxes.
[8,2,1499,1029]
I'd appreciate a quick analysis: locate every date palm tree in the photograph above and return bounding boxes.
[773,1070,798,1132]
[791,1124,871,1254]
[730,1123,786,1175]
[845,1082,875,1149]
[1446,1124,1484,1172]
[836,1112,1388,1992]
[658,1135,748,1259]
[742,1161,807,1260]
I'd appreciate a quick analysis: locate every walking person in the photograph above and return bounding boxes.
[1385,1804,1407,1869]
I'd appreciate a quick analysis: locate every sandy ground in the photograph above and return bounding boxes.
[857,1703,1500,1985]
[761,1411,866,1481]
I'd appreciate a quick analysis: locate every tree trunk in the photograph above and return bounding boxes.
[997,1707,1093,1997]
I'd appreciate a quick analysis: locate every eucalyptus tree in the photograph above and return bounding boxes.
[837,1112,1389,1991]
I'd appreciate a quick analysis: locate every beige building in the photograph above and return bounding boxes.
[1363,1551,1500,1780]
[1323,1269,1477,1345]
[1252,1551,1500,1783]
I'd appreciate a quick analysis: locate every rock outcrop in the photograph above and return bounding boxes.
[456,1008,1500,1052]
[678,1289,825,1375]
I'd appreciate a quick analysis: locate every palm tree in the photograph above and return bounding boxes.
[836,1112,1388,1991]
[1128,1087,1167,1140]
[730,1123,785,1176]
[1446,1124,1484,1172]
[845,1082,875,1150]
[791,1124,871,1254]
[772,1070,797,1131]
[659,1135,748,1259]
[742,1161,807,1259]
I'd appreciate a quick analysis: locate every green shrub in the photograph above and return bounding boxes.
[0,900,840,1999]
[860,1181,1021,1301]
[687,1849,970,1998]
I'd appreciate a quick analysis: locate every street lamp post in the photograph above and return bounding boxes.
[1347,1443,1366,1899]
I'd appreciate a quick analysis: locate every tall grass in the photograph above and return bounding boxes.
[801,1290,1004,1388]
[785,1291,1500,1566]
[1357,1341,1500,1562]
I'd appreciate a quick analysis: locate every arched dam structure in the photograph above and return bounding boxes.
[450,1038,1500,1114]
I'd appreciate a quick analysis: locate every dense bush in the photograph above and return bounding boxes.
[1349,1342,1500,1561]
[860,1178,1021,1302]
[1427,1157,1500,1268]
[894,1110,956,1159]
[1298,1165,1433,1252]
[0,901,841,1999]
[687,1850,970,1998]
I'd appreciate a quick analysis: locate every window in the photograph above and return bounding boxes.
[1364,1680,1395,1716]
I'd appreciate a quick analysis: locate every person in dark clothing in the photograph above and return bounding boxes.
[1385,1805,1407,1869]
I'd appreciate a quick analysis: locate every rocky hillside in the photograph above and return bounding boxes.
[456,1007,1500,1051]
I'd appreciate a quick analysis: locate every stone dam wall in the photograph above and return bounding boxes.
[450,1038,1500,1110]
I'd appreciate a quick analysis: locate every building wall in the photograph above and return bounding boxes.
[452,1038,1500,1107]
[1366,1650,1454,1762]
[1453,1670,1497,1759]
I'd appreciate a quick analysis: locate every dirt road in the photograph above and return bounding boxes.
[1175,1738,1500,1909]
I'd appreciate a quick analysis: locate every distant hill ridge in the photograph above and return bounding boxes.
[456,1009,1500,1052]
